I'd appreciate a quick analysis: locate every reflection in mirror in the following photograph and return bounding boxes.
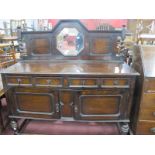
[56,28,84,56]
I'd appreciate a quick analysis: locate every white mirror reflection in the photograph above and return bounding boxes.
[56,28,84,56]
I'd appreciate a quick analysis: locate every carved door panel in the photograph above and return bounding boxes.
[73,89,129,121]
[9,87,60,119]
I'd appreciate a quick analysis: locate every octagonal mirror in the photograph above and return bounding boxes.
[56,28,84,56]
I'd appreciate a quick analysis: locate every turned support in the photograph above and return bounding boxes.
[10,119,19,135]
[118,122,130,135]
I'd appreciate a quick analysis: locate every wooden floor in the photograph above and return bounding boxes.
[2,120,119,135]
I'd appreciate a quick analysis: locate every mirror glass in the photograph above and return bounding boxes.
[56,28,84,56]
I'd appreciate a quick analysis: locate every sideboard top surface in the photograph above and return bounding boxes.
[1,61,138,76]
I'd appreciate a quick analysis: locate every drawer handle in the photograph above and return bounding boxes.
[113,80,119,85]
[17,78,21,85]
[150,127,155,133]
[82,80,85,86]
[55,103,59,113]
[153,112,155,116]
[47,80,52,85]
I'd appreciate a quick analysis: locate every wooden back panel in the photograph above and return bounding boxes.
[22,20,123,60]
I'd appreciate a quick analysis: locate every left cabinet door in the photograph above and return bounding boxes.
[8,87,60,119]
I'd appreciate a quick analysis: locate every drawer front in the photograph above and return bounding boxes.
[144,79,155,93]
[139,108,155,120]
[136,121,155,135]
[101,78,129,88]
[139,93,155,120]
[35,77,63,87]
[6,76,32,86]
[68,78,98,88]
[141,93,155,108]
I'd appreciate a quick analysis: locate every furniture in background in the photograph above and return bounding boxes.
[1,20,139,135]
[0,75,8,134]
[1,35,18,50]
[137,34,155,44]
[131,45,155,134]
[0,43,16,68]
[10,20,26,36]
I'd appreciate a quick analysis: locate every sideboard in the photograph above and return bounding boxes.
[1,20,139,134]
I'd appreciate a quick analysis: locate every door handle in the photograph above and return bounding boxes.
[55,103,59,113]
[74,105,78,113]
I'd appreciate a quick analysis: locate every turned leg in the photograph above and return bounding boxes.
[120,122,129,135]
[117,122,129,135]
[10,119,19,135]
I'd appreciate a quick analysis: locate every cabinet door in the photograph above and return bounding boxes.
[9,87,60,119]
[73,89,129,121]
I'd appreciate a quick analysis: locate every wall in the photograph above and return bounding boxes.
[48,19,127,30]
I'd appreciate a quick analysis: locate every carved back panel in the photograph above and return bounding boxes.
[22,20,123,60]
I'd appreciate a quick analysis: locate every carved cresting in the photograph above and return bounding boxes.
[116,36,131,64]
[20,20,125,60]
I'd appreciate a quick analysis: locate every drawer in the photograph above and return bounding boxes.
[139,108,155,120]
[6,76,32,86]
[68,78,98,88]
[136,121,155,135]
[139,93,155,120]
[144,79,155,93]
[141,93,155,108]
[101,78,129,88]
[34,77,63,87]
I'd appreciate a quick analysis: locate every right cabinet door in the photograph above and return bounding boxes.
[73,89,129,121]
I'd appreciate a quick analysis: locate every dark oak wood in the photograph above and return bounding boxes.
[1,61,138,75]
[1,20,139,134]
[0,76,4,133]
[136,121,155,135]
[131,45,155,134]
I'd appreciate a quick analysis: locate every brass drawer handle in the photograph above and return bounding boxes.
[74,106,78,113]
[150,127,155,133]
[113,80,119,85]
[82,80,85,86]
[17,78,21,85]
[47,79,52,85]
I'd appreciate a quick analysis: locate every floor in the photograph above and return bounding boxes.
[1,98,119,135]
